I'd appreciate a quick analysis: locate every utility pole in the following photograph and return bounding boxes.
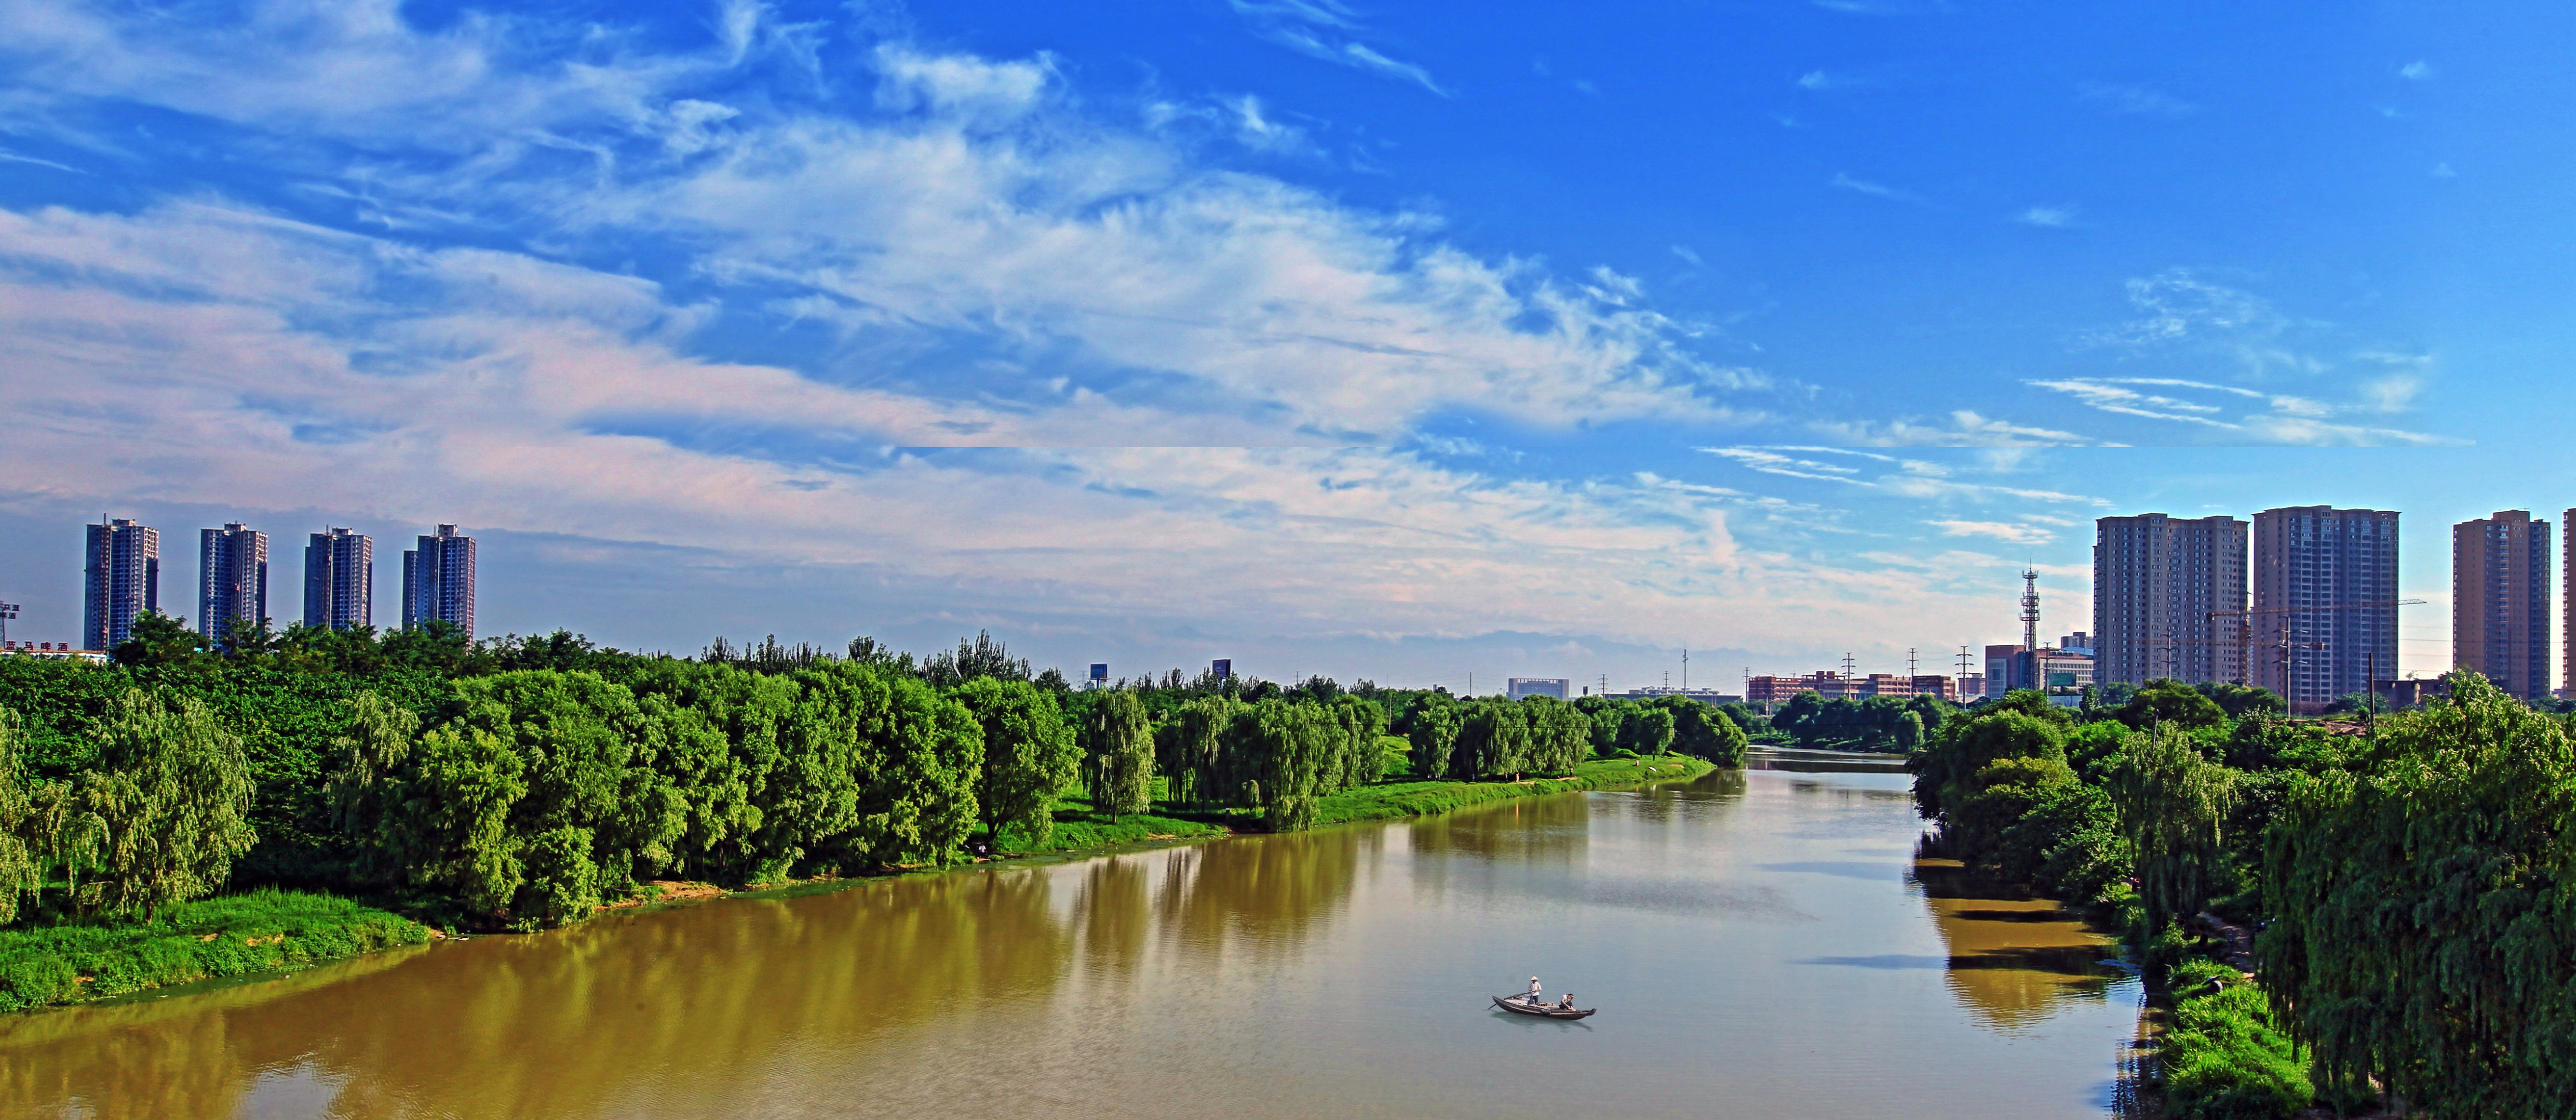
[1907,648,1917,678]
[1683,648,1689,691]
[1840,651,1856,681]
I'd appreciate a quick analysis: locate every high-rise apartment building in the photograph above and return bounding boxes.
[83,518,159,651]
[304,528,373,632]
[2565,507,2576,699]
[2453,510,2551,703]
[2252,507,2400,712]
[2093,514,2248,687]
[199,523,268,645]
[402,524,477,638]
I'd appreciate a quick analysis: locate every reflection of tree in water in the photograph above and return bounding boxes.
[1912,857,2120,1033]
[1407,790,1591,863]
[1076,855,1151,981]
[0,870,1079,1120]
[1159,827,1374,965]
[1619,768,1748,827]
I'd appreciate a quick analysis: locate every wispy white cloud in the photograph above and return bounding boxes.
[0,148,83,173]
[1829,172,1929,205]
[1812,411,2110,448]
[1228,0,1444,95]
[2015,204,2078,228]
[1929,520,2055,546]
[2398,60,2436,81]
[2025,376,2452,446]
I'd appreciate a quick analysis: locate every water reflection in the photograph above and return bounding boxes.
[1912,857,2123,1032]
[0,772,2142,1120]
[1746,748,1911,775]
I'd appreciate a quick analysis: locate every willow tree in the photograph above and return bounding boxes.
[323,692,419,883]
[2261,673,2576,1117]
[1156,696,1233,807]
[85,690,256,919]
[2106,724,2234,973]
[1224,699,1337,831]
[0,707,35,923]
[1404,694,1461,782]
[1081,690,1155,821]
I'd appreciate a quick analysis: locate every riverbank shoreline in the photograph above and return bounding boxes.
[0,890,433,1014]
[1,754,1723,1016]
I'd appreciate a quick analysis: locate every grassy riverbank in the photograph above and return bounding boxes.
[1311,753,1715,828]
[0,889,432,1013]
[994,750,1714,854]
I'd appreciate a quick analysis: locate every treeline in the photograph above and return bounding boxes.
[1768,692,1954,751]
[1906,675,2576,1119]
[0,626,1747,933]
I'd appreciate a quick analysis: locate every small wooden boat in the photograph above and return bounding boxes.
[1493,995,1596,1019]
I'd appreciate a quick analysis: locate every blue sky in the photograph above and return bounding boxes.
[2,0,2568,689]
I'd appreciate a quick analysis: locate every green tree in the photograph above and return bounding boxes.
[0,707,36,923]
[109,610,204,667]
[1893,711,1926,752]
[954,678,1080,849]
[2194,680,2285,719]
[2106,724,2235,973]
[1404,693,1461,781]
[2112,678,2229,733]
[84,690,257,919]
[322,692,420,883]
[2261,673,2576,1116]
[1619,706,1676,756]
[1225,699,1338,830]
[1156,696,1233,807]
[1081,690,1155,821]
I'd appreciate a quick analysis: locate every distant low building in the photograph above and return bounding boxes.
[2,641,108,664]
[1507,677,1570,700]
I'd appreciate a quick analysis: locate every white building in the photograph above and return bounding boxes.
[1506,677,1571,700]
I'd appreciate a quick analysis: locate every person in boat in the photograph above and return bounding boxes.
[1560,993,1574,1009]
[1528,976,1543,1004]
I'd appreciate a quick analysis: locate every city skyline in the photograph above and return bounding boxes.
[3,0,2573,687]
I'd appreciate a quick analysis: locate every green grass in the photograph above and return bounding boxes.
[996,753,1716,853]
[2155,959,2313,1120]
[0,889,432,1013]
[1309,753,1715,829]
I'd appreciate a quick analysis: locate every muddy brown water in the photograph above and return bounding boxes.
[0,755,2140,1119]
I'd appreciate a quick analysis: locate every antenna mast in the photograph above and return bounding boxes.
[2020,564,2042,654]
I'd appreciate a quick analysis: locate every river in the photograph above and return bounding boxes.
[0,754,2141,1119]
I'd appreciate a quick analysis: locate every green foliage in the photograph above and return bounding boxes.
[2107,726,2235,972]
[2195,681,2286,720]
[2260,673,2576,1118]
[2158,960,2313,1120]
[954,677,1079,851]
[1993,780,2131,907]
[86,690,258,919]
[1307,754,1715,830]
[2113,679,2229,733]
[0,888,429,1012]
[1772,691,1940,751]
[1403,693,1461,783]
[1620,705,1676,756]
[1155,695,1234,807]
[1080,690,1155,821]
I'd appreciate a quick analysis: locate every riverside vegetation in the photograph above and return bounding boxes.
[1907,675,2576,1119]
[0,617,1745,1011]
